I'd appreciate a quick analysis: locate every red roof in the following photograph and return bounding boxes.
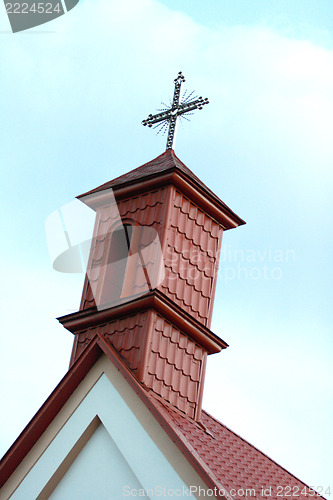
[151,397,322,499]
[0,334,324,499]
[79,149,214,196]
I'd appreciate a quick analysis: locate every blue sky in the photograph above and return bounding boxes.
[0,0,332,492]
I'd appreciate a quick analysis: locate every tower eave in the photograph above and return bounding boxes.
[78,153,245,230]
[57,290,228,355]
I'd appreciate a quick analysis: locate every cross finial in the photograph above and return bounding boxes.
[142,72,209,150]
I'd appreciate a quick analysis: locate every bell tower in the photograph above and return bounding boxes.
[58,149,244,421]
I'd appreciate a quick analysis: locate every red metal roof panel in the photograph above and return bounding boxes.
[142,314,207,416]
[150,397,322,499]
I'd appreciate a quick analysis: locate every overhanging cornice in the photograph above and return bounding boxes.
[78,155,245,230]
[57,290,228,355]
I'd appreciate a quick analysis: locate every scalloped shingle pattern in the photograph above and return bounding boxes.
[81,189,166,310]
[74,313,145,372]
[81,185,222,329]
[145,314,206,418]
[161,189,222,327]
[72,311,206,419]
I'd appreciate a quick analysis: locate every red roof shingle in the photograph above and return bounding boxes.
[79,149,215,197]
[151,396,323,500]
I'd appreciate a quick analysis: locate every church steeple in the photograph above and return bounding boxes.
[58,150,244,420]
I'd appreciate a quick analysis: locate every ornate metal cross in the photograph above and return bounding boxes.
[142,72,209,150]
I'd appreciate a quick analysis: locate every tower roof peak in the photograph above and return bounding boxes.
[79,149,190,195]
[78,149,245,230]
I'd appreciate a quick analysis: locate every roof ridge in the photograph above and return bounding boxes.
[109,149,175,186]
[77,149,176,199]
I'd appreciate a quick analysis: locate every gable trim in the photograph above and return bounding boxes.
[0,338,102,488]
[0,334,230,498]
[36,416,101,500]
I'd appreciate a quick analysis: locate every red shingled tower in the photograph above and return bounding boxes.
[1,149,324,499]
[58,149,245,421]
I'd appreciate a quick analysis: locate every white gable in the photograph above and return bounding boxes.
[2,355,208,499]
[49,422,143,500]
